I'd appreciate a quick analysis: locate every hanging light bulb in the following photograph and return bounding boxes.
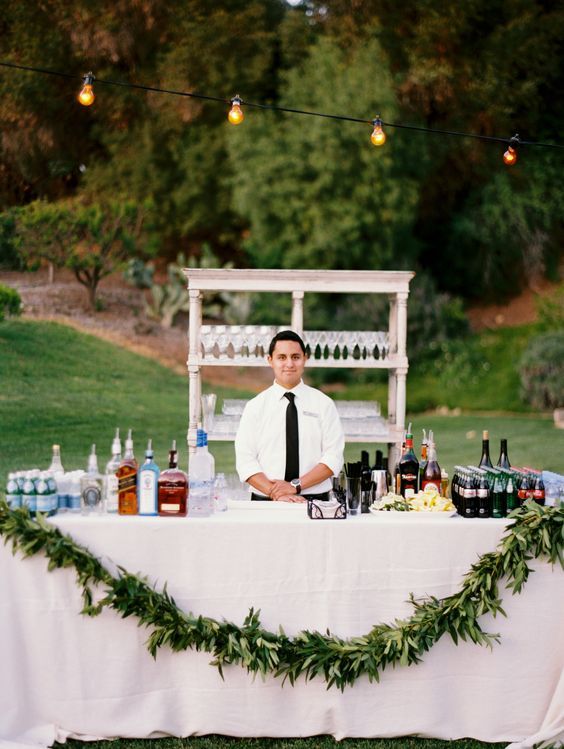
[77,72,95,107]
[503,134,520,166]
[228,96,244,125]
[370,117,386,146]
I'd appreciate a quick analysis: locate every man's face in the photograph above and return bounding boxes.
[268,339,306,389]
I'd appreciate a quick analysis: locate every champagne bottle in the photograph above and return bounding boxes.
[497,438,511,469]
[479,430,493,469]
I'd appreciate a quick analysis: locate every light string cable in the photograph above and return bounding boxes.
[1,60,563,152]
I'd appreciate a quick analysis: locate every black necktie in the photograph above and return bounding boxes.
[284,392,299,481]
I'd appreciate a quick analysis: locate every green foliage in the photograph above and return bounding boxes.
[12,199,157,309]
[229,37,423,272]
[536,284,564,332]
[519,331,564,410]
[0,211,26,269]
[0,498,561,690]
[0,284,22,321]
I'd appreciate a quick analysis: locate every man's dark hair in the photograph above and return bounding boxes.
[268,330,307,357]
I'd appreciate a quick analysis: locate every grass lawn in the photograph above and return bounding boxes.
[0,319,562,483]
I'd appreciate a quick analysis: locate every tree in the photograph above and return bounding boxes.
[13,199,156,309]
[228,37,423,272]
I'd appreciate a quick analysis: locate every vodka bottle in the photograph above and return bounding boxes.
[138,439,160,516]
[104,428,121,513]
[188,429,215,517]
[80,444,104,515]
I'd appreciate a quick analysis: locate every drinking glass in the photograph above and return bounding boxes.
[345,476,362,516]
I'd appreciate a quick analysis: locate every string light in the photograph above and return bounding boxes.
[228,96,244,125]
[0,60,562,163]
[503,134,520,166]
[370,117,386,146]
[77,72,95,107]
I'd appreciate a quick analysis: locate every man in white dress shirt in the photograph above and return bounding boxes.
[235,330,345,502]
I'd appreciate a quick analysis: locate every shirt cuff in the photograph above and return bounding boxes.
[318,452,343,477]
[236,459,263,484]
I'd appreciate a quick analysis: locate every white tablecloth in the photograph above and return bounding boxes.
[0,503,562,749]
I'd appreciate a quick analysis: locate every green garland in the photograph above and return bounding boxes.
[0,499,562,690]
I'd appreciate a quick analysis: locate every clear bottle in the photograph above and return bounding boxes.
[214,472,228,512]
[419,428,428,484]
[118,429,138,515]
[479,430,493,469]
[80,444,104,515]
[398,431,419,499]
[491,469,506,518]
[188,428,215,517]
[138,439,160,516]
[104,428,121,513]
[22,471,37,515]
[421,434,441,492]
[497,438,511,469]
[48,445,65,512]
[158,440,188,517]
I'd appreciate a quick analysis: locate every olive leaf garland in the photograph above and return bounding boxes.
[0,499,562,690]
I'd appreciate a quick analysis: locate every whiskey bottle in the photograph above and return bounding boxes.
[158,440,187,517]
[118,429,138,515]
[138,439,160,516]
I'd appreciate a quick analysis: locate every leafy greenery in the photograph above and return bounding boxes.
[519,331,564,409]
[0,283,21,320]
[1,498,561,691]
[536,283,564,331]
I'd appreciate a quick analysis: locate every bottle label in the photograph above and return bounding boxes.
[139,471,157,514]
[82,482,102,509]
[421,480,440,492]
[118,473,137,492]
[106,475,119,511]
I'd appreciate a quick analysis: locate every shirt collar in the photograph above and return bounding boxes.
[272,379,306,399]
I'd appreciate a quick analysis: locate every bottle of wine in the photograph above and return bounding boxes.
[479,430,493,469]
[382,456,392,493]
[398,431,419,499]
[497,438,511,469]
[421,436,441,492]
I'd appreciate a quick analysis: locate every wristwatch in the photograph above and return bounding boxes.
[290,478,301,495]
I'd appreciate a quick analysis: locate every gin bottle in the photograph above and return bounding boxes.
[138,439,160,516]
[118,429,138,515]
[104,428,121,513]
[48,444,66,512]
[188,429,215,517]
[158,440,188,517]
[80,444,104,515]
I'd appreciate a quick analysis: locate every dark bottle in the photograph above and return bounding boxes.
[505,471,519,512]
[491,470,506,518]
[461,470,477,519]
[382,457,392,492]
[451,467,461,513]
[497,438,511,469]
[479,430,493,469]
[421,438,441,492]
[394,432,406,494]
[532,473,545,506]
[398,432,419,499]
[158,440,188,517]
[476,470,491,518]
[373,449,383,471]
[360,450,372,513]
[516,472,528,506]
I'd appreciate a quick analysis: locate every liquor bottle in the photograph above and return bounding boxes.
[497,438,511,469]
[421,436,441,492]
[419,428,428,484]
[479,430,493,469]
[398,431,419,499]
[532,473,545,506]
[138,439,160,516]
[382,457,392,493]
[395,431,406,494]
[440,469,449,498]
[360,450,372,512]
[80,444,104,515]
[213,472,228,513]
[189,428,215,517]
[104,428,121,513]
[48,444,65,512]
[118,429,138,515]
[158,440,187,517]
[372,449,383,471]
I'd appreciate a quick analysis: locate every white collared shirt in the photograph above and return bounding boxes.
[235,380,344,495]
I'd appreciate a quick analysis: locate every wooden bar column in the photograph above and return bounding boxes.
[187,288,202,456]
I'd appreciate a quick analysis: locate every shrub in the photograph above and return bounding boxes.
[536,284,564,331]
[0,284,22,321]
[520,331,564,409]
